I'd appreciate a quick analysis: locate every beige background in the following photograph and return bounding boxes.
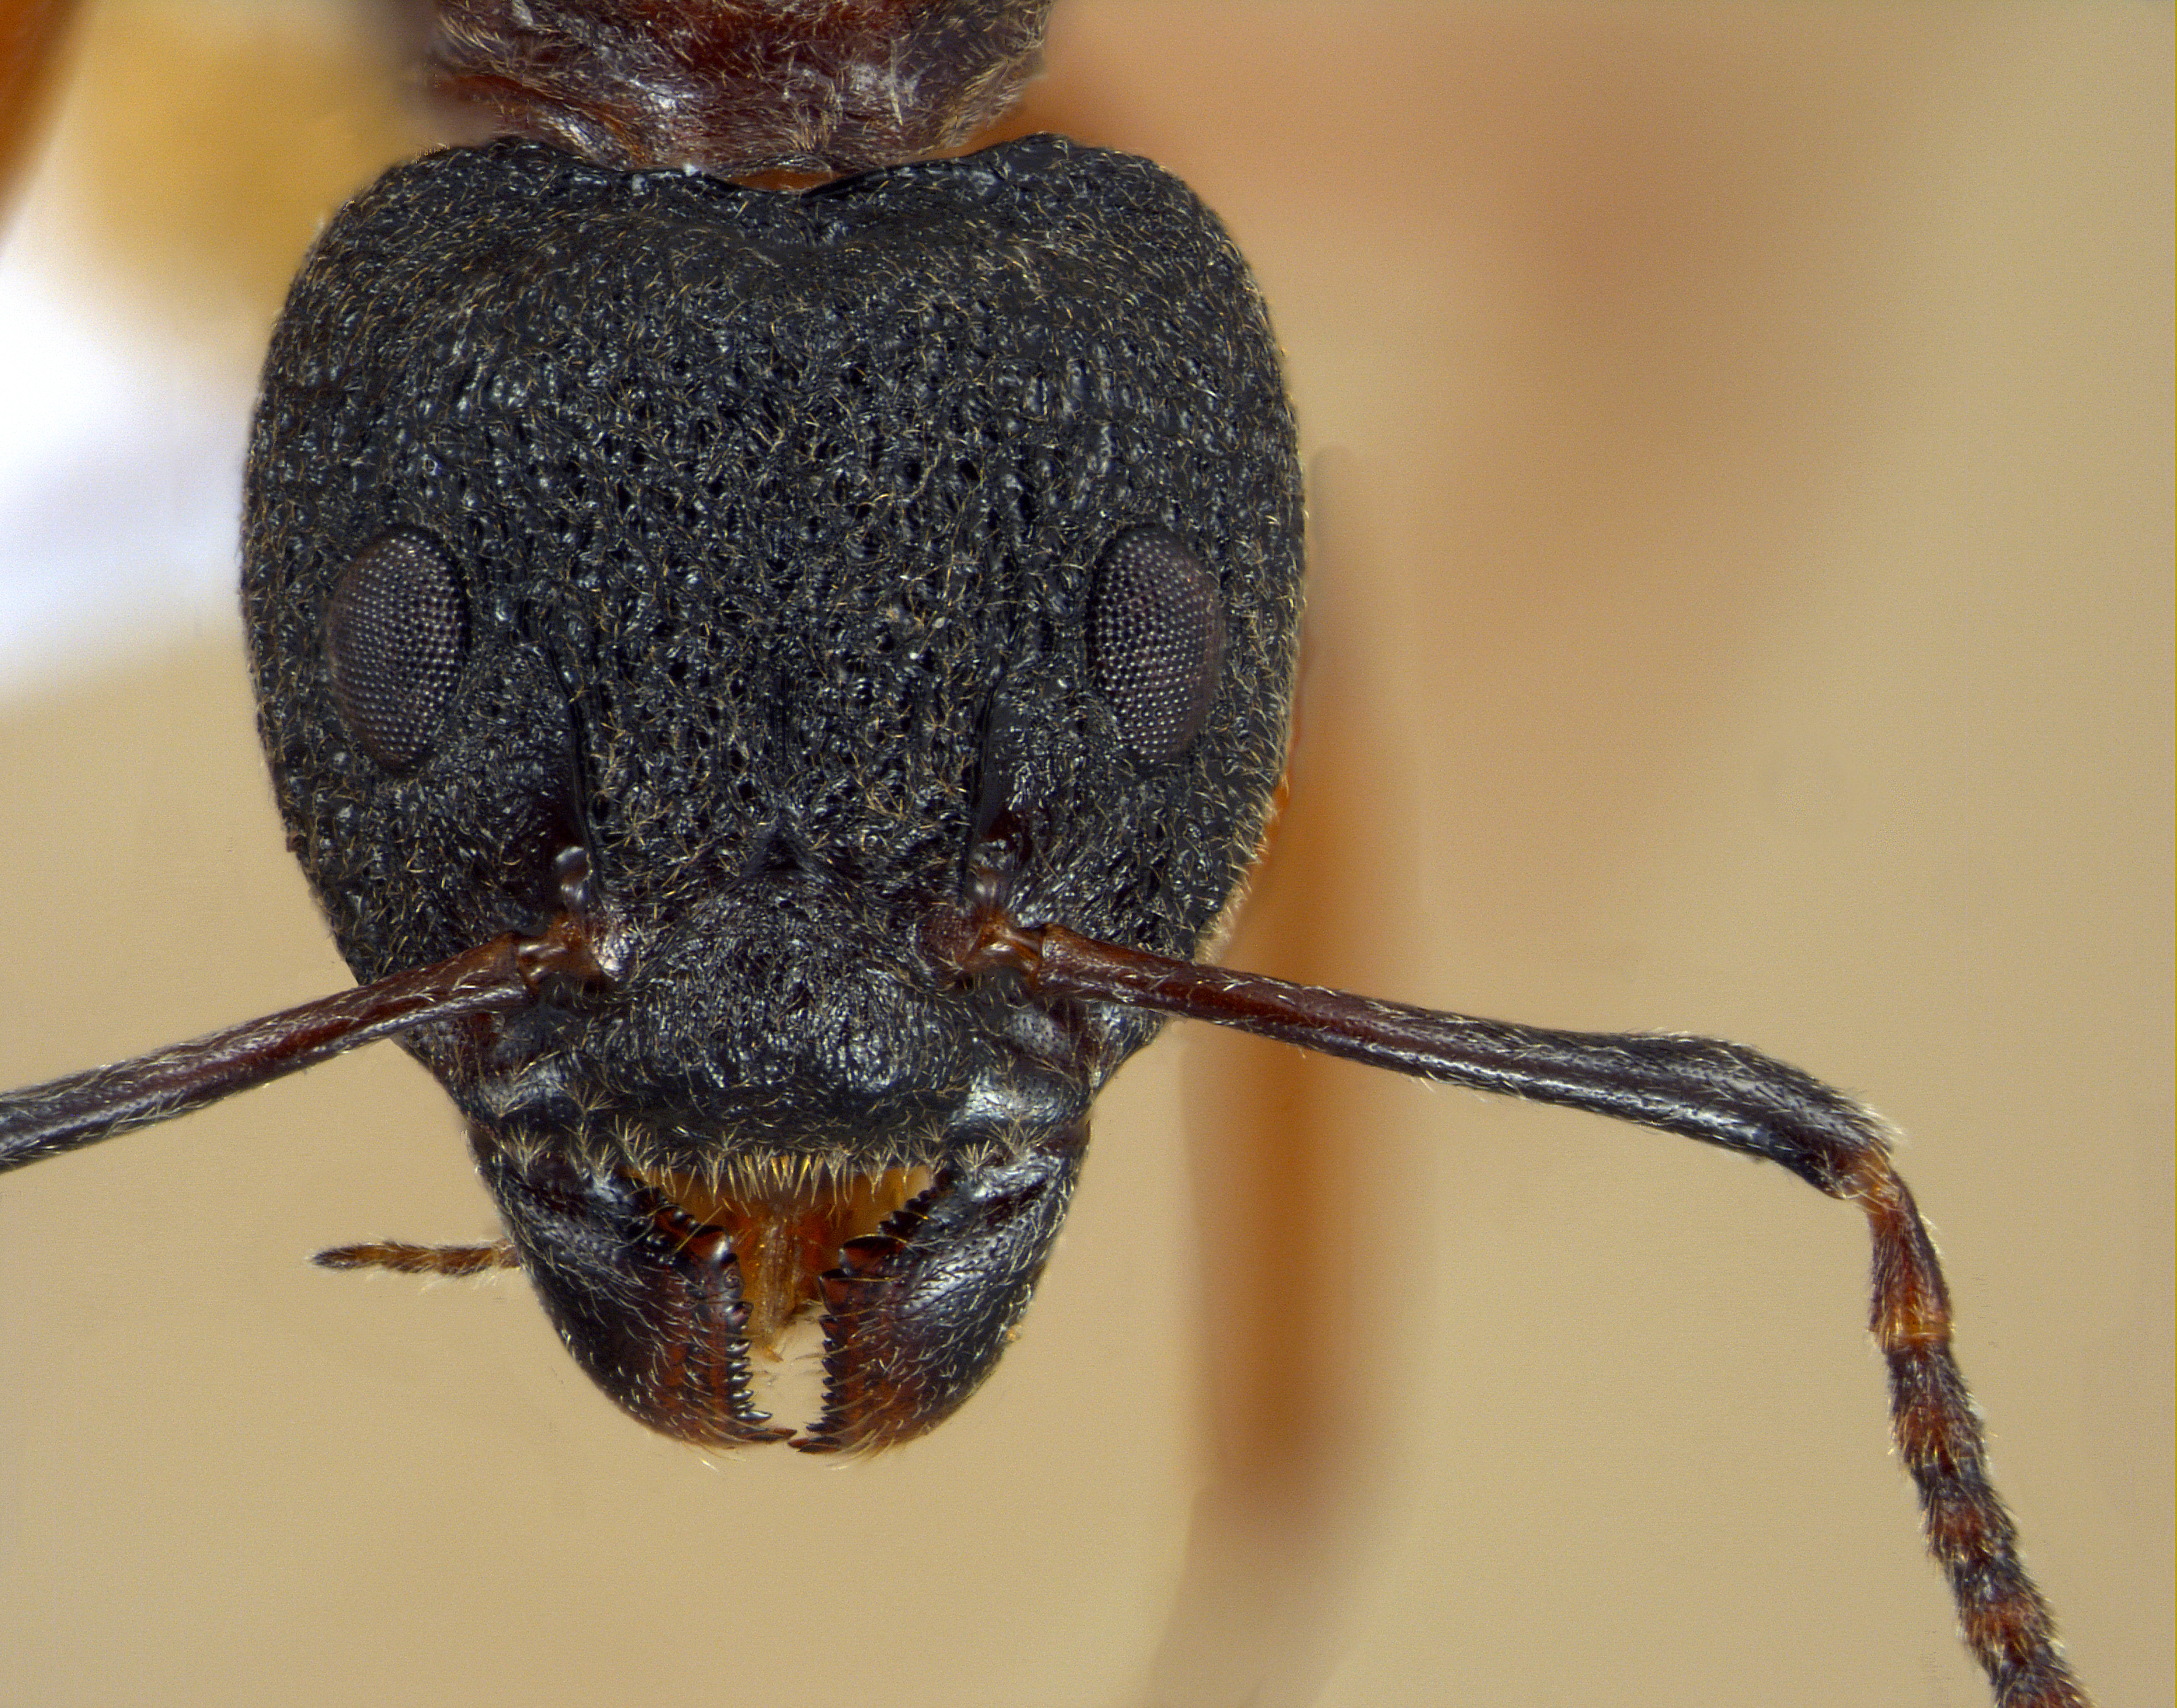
[0,4,2166,1705]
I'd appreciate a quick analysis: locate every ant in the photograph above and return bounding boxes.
[0,3,2156,1702]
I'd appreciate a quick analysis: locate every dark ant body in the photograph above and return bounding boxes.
[4,3,2159,1705]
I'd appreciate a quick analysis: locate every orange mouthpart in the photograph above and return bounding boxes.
[641,1162,933,1352]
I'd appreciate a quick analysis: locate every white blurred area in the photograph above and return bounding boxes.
[0,0,426,704]
[0,206,251,704]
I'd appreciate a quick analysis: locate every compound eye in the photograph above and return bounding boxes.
[324,530,468,774]
[1088,527,1225,765]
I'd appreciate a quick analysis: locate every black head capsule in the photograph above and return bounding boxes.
[243,133,1303,1449]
